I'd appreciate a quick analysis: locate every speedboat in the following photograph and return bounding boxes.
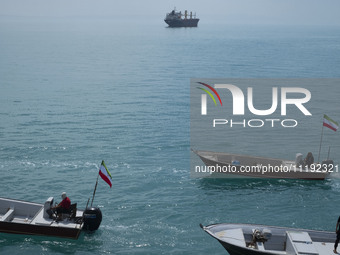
[0,197,102,239]
[201,223,336,255]
[193,150,334,180]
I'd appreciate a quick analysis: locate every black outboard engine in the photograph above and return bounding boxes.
[321,159,334,171]
[252,229,272,243]
[83,207,102,231]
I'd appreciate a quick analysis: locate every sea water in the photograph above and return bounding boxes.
[1,17,340,254]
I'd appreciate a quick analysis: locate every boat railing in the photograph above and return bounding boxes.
[165,10,197,20]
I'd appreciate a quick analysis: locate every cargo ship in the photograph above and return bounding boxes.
[164,8,199,27]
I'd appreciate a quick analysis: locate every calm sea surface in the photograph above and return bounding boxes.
[1,17,340,254]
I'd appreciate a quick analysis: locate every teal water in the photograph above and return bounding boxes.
[1,17,340,254]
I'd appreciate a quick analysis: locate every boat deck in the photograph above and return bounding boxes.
[314,242,334,254]
[0,197,82,229]
[30,208,83,229]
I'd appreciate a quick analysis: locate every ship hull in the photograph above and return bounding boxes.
[164,19,199,27]
[0,221,82,239]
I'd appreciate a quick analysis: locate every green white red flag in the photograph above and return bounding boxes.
[99,160,112,187]
[323,114,338,132]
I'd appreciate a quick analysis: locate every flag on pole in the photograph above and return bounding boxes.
[323,114,338,132]
[99,160,112,188]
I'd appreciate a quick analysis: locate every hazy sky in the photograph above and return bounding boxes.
[1,0,340,25]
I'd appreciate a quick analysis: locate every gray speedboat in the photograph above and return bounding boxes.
[0,197,102,239]
[201,223,336,255]
[193,150,334,180]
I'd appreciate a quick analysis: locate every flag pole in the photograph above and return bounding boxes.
[85,197,90,209]
[90,172,100,207]
[317,115,325,163]
[327,146,331,160]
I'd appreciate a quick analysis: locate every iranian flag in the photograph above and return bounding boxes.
[99,160,112,188]
[323,114,338,132]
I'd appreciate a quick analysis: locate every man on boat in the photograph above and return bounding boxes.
[334,216,340,253]
[55,192,71,214]
[303,152,314,168]
[46,192,71,219]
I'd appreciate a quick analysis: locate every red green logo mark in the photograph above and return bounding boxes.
[197,82,223,106]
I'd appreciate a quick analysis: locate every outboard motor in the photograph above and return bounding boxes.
[83,207,102,231]
[321,159,334,171]
[252,228,272,243]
